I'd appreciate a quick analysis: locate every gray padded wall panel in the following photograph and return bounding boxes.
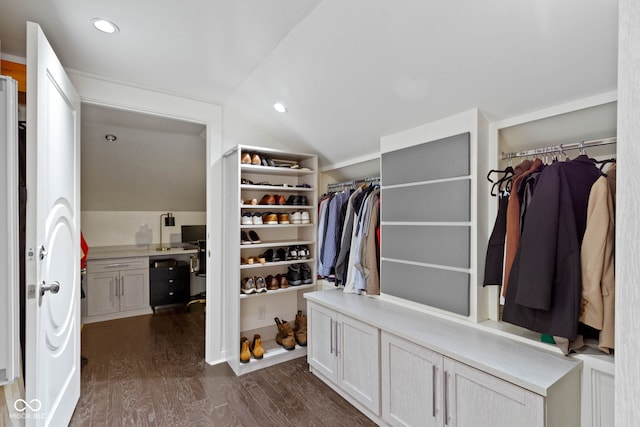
[382,180,470,222]
[381,261,470,315]
[381,132,470,185]
[381,225,470,268]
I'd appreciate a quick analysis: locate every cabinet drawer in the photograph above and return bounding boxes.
[87,257,149,273]
[150,278,189,294]
[149,264,189,281]
[150,288,189,306]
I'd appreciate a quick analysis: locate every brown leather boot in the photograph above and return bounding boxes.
[294,310,307,347]
[274,317,296,350]
[251,334,264,359]
[240,336,251,363]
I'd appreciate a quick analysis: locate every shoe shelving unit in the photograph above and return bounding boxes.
[223,145,317,375]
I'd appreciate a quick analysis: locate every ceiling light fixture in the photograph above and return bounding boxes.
[105,134,117,142]
[273,102,287,113]
[91,18,120,34]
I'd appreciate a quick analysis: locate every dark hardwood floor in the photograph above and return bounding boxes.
[70,308,375,427]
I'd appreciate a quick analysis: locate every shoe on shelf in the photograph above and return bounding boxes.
[285,195,298,205]
[296,183,311,188]
[301,212,310,224]
[266,275,279,291]
[276,274,289,288]
[294,310,307,346]
[240,178,254,185]
[241,231,252,245]
[241,277,256,294]
[261,249,275,263]
[297,245,309,259]
[252,212,263,225]
[274,317,296,351]
[278,213,290,224]
[240,336,251,363]
[260,194,276,205]
[276,195,287,205]
[290,211,302,224]
[241,153,252,164]
[287,264,302,286]
[251,334,265,359]
[255,276,267,292]
[262,213,278,225]
[267,158,276,167]
[248,230,261,243]
[300,264,313,284]
[286,246,298,260]
[242,212,253,225]
[276,248,287,262]
[251,153,261,165]
[299,195,308,206]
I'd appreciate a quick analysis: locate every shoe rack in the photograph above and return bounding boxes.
[223,145,317,375]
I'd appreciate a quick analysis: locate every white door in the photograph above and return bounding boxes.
[307,302,338,382]
[24,22,81,426]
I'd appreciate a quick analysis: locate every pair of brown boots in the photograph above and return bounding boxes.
[275,311,307,351]
[240,334,264,363]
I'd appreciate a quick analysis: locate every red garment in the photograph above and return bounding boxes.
[80,232,89,269]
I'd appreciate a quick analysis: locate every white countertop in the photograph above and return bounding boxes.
[304,289,581,396]
[87,244,198,260]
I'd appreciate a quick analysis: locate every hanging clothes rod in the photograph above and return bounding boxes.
[501,137,617,160]
[326,176,380,191]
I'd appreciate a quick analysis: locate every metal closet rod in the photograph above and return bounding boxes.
[327,176,380,191]
[501,137,617,160]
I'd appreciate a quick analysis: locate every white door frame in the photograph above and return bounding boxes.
[67,71,225,364]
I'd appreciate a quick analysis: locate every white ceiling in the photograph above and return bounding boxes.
[0,0,619,169]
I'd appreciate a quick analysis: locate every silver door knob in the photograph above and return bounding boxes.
[39,281,60,306]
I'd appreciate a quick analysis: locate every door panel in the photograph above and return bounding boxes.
[86,273,117,316]
[25,22,81,426]
[120,269,150,312]
[307,302,337,382]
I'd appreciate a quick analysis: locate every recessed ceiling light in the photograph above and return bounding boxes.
[105,134,117,143]
[273,102,287,113]
[91,18,119,34]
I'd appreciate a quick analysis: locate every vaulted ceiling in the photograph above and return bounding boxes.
[0,0,619,169]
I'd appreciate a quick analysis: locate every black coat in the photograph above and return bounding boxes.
[502,155,602,339]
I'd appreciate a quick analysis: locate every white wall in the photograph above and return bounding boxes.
[81,210,206,248]
[616,0,640,425]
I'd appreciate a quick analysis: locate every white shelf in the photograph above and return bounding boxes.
[240,240,314,249]
[239,283,316,299]
[237,339,307,375]
[240,223,314,229]
[240,204,314,210]
[241,164,314,176]
[241,184,314,192]
[241,258,315,270]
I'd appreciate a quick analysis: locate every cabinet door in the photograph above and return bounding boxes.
[381,332,443,427]
[86,272,118,316]
[308,302,338,382]
[338,314,380,415]
[120,268,149,312]
[444,358,544,427]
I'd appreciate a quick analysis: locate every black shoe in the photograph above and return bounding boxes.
[287,264,302,286]
[300,264,313,284]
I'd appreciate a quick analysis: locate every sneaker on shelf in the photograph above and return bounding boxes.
[286,246,298,260]
[241,277,257,294]
[300,264,313,284]
[276,248,287,262]
[252,212,263,225]
[262,212,278,225]
[287,264,302,286]
[241,231,252,245]
[297,245,309,259]
[301,212,310,224]
[255,276,267,293]
[299,195,308,206]
[290,211,302,224]
[278,213,290,224]
[248,230,261,243]
[241,212,253,225]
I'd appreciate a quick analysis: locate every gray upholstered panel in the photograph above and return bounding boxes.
[381,260,470,315]
[381,132,470,186]
[381,225,470,268]
[381,179,470,222]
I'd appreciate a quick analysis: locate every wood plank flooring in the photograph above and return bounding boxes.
[70,308,375,427]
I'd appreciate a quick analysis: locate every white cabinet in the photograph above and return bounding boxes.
[224,145,318,375]
[85,257,150,323]
[306,290,581,427]
[308,301,380,415]
[381,332,443,427]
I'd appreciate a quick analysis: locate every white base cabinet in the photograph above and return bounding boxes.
[306,290,581,427]
[84,257,151,323]
[308,302,380,415]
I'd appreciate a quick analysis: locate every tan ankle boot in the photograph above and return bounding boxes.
[274,317,296,350]
[294,310,307,347]
[240,336,251,363]
[251,334,264,359]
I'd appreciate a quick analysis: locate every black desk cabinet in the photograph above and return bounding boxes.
[149,260,190,311]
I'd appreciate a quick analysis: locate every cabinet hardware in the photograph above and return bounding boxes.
[104,263,129,269]
[444,370,449,424]
[121,277,124,296]
[115,276,119,297]
[432,365,437,418]
[335,320,340,356]
[330,319,334,354]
